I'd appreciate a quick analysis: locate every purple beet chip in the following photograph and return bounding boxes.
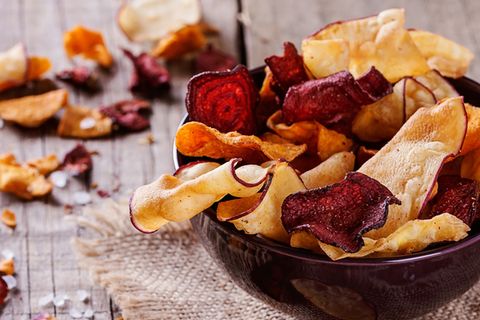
[62,144,93,175]
[100,99,151,132]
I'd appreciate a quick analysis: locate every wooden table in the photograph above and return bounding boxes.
[1,0,479,319]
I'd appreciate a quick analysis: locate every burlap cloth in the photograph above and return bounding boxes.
[71,199,479,320]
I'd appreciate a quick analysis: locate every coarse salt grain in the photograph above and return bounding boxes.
[69,307,83,319]
[79,117,96,130]
[2,275,16,289]
[38,293,54,307]
[1,249,14,260]
[83,308,94,318]
[76,289,90,302]
[53,292,69,307]
[73,191,92,205]
[50,170,68,188]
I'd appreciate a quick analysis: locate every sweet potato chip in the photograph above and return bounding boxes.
[100,99,151,132]
[0,43,27,92]
[0,89,67,128]
[186,65,259,135]
[300,152,355,189]
[282,172,400,252]
[194,45,238,73]
[358,97,467,239]
[217,161,306,243]
[118,0,201,42]
[409,29,474,78]
[56,66,100,91]
[175,122,306,163]
[301,39,349,79]
[319,213,469,260]
[1,209,16,229]
[462,103,480,155]
[27,56,51,81]
[0,153,53,200]
[0,258,14,275]
[461,149,480,182]
[57,105,112,138]
[424,175,479,226]
[282,68,392,134]
[309,9,430,82]
[64,25,113,67]
[62,144,92,175]
[265,42,309,97]
[130,159,270,233]
[151,24,206,59]
[255,67,280,127]
[26,154,60,175]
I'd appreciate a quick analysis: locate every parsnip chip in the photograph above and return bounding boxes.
[118,0,201,42]
[300,152,355,189]
[64,26,113,67]
[0,43,27,91]
[0,153,53,200]
[130,159,270,233]
[0,89,68,128]
[414,70,459,100]
[151,24,206,59]
[301,39,349,79]
[461,149,480,182]
[1,209,16,229]
[462,103,480,155]
[217,161,305,243]
[27,56,52,81]
[358,97,467,239]
[409,29,474,78]
[175,121,306,163]
[309,9,430,82]
[58,105,112,138]
[290,231,323,253]
[319,213,469,260]
[26,154,60,175]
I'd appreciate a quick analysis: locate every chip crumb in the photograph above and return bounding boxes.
[90,182,98,189]
[1,209,16,229]
[63,204,74,214]
[138,133,155,145]
[0,258,15,276]
[97,189,110,198]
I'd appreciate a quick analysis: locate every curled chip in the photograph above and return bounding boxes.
[217,161,306,243]
[100,99,151,132]
[414,70,459,100]
[62,144,92,175]
[123,49,170,97]
[282,172,400,253]
[0,153,53,200]
[352,77,436,142]
[130,159,270,233]
[194,45,238,73]
[301,38,349,79]
[409,29,474,78]
[300,151,355,189]
[151,24,206,59]
[255,67,280,131]
[462,104,480,155]
[186,65,259,135]
[424,175,479,226]
[282,68,392,134]
[118,0,201,42]
[308,9,430,82]
[0,89,68,128]
[58,105,112,138]
[461,149,480,182]
[319,213,469,260]
[265,42,309,97]
[1,208,16,229]
[64,25,113,68]
[26,154,60,175]
[56,66,100,91]
[175,121,306,163]
[358,97,467,239]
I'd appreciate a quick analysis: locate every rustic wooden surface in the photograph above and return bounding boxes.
[0,0,479,319]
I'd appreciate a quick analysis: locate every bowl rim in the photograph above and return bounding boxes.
[173,69,480,266]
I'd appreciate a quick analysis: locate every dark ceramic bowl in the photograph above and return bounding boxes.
[174,68,480,320]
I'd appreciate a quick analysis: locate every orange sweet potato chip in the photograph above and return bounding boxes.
[0,89,68,128]
[175,121,306,163]
[462,103,480,155]
[26,154,60,175]
[64,25,113,68]
[151,24,207,59]
[461,149,480,182]
[1,208,16,229]
[58,105,112,138]
[27,56,52,80]
[0,153,53,200]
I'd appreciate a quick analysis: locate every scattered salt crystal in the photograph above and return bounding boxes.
[0,119,4,129]
[50,171,68,188]
[69,307,83,319]
[1,249,14,260]
[73,191,92,205]
[2,275,16,289]
[53,292,69,307]
[38,293,54,307]
[76,289,90,302]
[83,308,94,318]
[79,117,96,130]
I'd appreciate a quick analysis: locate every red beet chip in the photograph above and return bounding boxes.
[282,172,401,253]
[0,277,7,306]
[122,49,170,97]
[186,65,259,135]
[425,175,479,226]
[55,66,100,91]
[265,42,309,97]
[62,144,93,175]
[195,44,238,73]
[97,189,110,198]
[100,99,151,132]
[282,67,392,134]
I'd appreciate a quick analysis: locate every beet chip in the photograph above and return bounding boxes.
[100,99,151,132]
[282,172,400,252]
[56,66,100,91]
[282,68,392,134]
[265,42,309,97]
[186,65,258,135]
[425,175,479,226]
[122,49,170,97]
[195,44,238,73]
[62,144,92,175]
[0,276,7,305]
